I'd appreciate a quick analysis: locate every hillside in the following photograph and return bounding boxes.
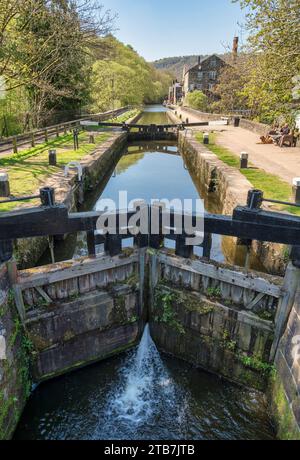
[152,54,232,81]
[152,55,205,80]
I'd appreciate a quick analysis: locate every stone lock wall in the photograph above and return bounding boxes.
[271,288,300,439]
[179,132,287,275]
[0,264,30,440]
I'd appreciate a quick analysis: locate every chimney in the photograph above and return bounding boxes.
[233,37,239,62]
[198,56,201,66]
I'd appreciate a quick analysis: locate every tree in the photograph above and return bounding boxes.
[185,90,209,111]
[234,0,300,123]
[0,1,116,126]
[212,55,250,114]
[90,36,171,111]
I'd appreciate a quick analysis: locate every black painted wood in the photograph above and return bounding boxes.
[0,240,13,262]
[1,205,300,250]
[105,234,122,257]
[175,234,193,259]
[202,233,212,259]
[86,231,96,257]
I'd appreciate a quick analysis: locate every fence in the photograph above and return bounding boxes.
[0,107,130,155]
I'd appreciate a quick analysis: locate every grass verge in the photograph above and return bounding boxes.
[0,110,138,212]
[195,132,300,216]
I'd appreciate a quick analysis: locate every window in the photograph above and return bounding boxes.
[209,83,214,91]
[211,57,217,67]
[197,84,203,90]
[209,71,217,80]
[198,71,203,80]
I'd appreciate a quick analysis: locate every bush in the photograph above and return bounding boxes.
[185,90,209,111]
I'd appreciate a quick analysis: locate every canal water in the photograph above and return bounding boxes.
[15,325,275,440]
[18,105,275,440]
[40,104,263,269]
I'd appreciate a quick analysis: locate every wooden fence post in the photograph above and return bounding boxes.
[12,137,18,154]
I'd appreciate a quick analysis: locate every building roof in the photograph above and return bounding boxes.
[183,54,225,77]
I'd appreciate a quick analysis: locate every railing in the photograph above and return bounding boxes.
[0,107,130,154]
[1,188,300,266]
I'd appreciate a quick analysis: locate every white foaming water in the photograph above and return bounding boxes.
[94,325,188,439]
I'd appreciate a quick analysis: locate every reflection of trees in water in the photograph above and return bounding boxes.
[116,153,145,175]
[137,111,170,125]
[116,142,179,175]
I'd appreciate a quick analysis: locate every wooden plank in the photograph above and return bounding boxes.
[13,285,26,323]
[246,292,265,310]
[157,252,283,298]
[35,286,52,305]
[17,252,140,290]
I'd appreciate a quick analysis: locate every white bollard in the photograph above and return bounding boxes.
[293,177,300,204]
[0,172,10,197]
[203,132,209,145]
[240,152,249,169]
[48,149,57,166]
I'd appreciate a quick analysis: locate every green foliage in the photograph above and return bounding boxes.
[0,1,115,129]
[206,287,222,300]
[185,90,209,111]
[222,330,237,352]
[212,55,250,114]
[239,353,275,377]
[154,289,186,335]
[233,0,300,123]
[90,37,172,111]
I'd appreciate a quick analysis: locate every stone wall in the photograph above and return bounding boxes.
[180,106,270,135]
[181,107,222,123]
[0,264,30,440]
[179,131,251,215]
[239,119,269,136]
[271,288,300,439]
[179,132,286,275]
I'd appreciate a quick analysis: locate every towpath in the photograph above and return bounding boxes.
[176,106,300,184]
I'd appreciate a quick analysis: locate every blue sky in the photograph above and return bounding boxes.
[100,0,247,61]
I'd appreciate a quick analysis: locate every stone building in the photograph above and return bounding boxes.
[182,54,227,98]
[168,81,183,105]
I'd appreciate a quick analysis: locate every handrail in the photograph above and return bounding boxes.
[0,106,131,154]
